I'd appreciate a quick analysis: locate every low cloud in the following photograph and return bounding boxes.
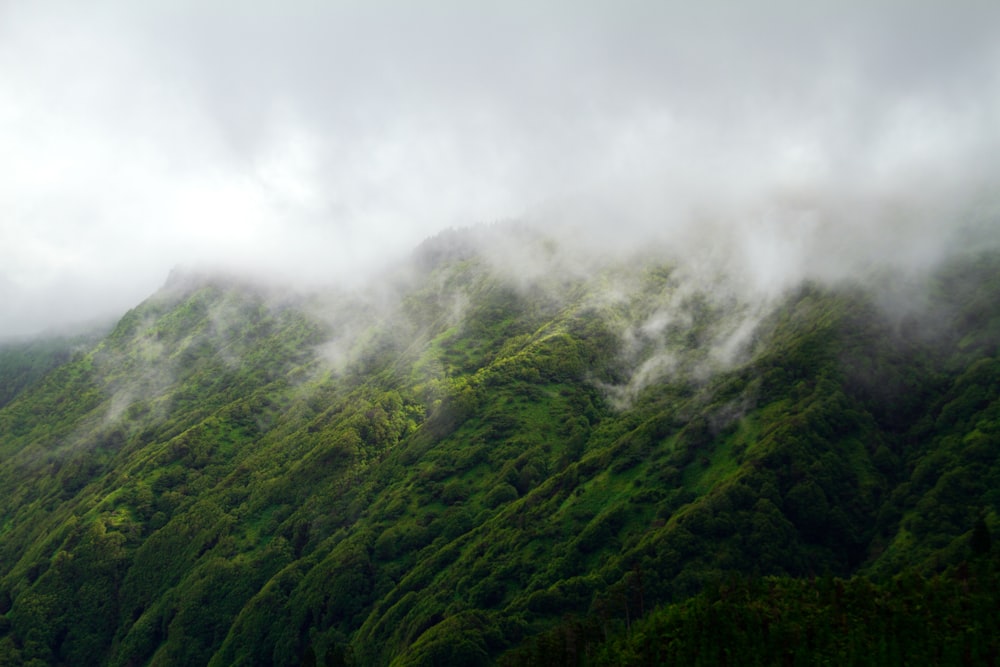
[2,1,999,337]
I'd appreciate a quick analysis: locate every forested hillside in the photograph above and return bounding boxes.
[0,225,998,666]
[0,330,106,411]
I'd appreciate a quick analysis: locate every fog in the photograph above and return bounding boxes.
[2,1,999,338]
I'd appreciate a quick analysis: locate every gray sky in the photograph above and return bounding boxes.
[2,1,999,337]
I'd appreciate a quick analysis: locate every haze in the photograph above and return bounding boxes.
[2,1,999,338]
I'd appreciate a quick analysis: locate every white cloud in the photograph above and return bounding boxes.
[1,0,999,337]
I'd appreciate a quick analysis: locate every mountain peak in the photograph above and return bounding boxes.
[0,237,998,666]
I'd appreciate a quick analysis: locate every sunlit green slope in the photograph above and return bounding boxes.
[0,227,998,666]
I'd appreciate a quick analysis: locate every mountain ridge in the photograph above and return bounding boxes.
[0,226,998,665]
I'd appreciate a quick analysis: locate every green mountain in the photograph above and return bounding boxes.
[0,225,998,666]
[0,328,107,411]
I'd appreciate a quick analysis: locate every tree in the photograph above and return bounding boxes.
[971,514,992,556]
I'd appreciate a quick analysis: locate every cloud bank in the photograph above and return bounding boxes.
[2,0,999,337]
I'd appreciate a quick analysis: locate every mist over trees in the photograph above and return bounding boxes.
[2,2,1000,664]
[0,223,998,665]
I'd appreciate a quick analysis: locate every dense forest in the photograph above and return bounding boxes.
[0,224,998,666]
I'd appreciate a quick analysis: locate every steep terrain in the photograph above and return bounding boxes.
[0,225,998,666]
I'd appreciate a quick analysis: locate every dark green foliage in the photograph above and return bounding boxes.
[504,561,1000,666]
[972,515,992,556]
[0,241,999,665]
[0,332,101,409]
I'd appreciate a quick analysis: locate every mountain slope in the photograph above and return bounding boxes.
[0,228,998,666]
[0,329,106,411]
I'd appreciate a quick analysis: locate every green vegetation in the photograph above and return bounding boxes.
[0,230,998,665]
[503,559,1000,666]
[0,329,105,410]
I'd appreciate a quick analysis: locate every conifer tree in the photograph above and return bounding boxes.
[971,514,992,556]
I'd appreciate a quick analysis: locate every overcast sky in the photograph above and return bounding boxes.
[2,1,999,337]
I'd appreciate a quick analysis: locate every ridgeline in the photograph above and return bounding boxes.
[1,226,998,665]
